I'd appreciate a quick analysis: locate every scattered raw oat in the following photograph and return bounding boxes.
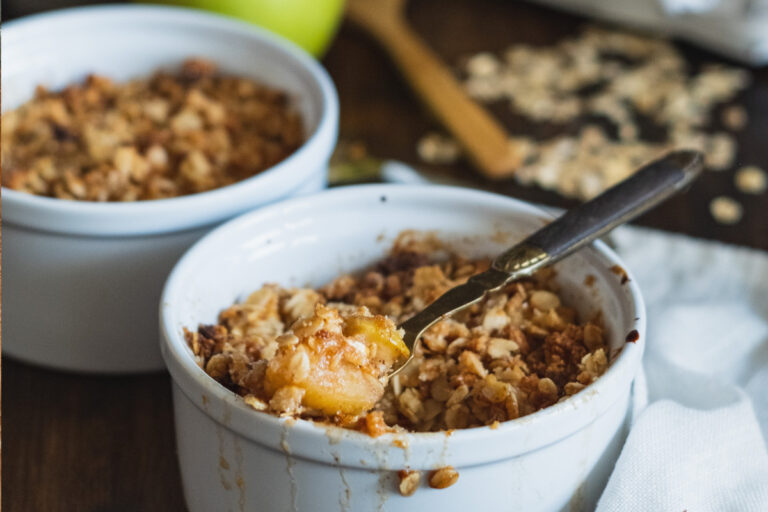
[418,26,751,199]
[417,132,461,164]
[2,58,303,201]
[243,394,269,411]
[429,467,459,489]
[735,165,767,194]
[466,52,501,78]
[703,133,737,171]
[709,196,743,224]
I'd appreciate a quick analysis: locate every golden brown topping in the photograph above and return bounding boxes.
[2,58,303,201]
[186,233,609,433]
[398,470,422,497]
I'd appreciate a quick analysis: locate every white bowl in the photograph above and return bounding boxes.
[161,185,646,511]
[1,5,339,373]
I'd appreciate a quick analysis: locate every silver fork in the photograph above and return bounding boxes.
[391,150,703,376]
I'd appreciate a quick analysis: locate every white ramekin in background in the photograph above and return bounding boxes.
[161,185,646,511]
[1,5,339,373]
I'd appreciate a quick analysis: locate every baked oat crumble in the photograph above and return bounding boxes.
[1,58,303,201]
[187,232,609,435]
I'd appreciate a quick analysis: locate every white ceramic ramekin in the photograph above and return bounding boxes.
[161,185,646,512]
[1,5,339,373]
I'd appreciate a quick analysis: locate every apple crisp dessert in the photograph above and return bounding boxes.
[2,58,303,201]
[186,233,608,434]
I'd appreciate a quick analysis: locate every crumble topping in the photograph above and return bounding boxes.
[186,233,608,434]
[734,165,767,195]
[2,58,303,201]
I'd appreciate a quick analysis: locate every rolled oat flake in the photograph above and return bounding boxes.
[734,166,767,194]
[709,196,743,224]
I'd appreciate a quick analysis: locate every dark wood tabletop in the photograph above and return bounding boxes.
[3,1,767,510]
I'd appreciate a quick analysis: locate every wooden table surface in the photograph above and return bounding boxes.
[3,1,767,510]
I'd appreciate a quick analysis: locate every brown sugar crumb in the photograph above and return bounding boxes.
[187,233,610,433]
[625,329,640,343]
[2,58,303,201]
[429,467,459,489]
[398,470,422,497]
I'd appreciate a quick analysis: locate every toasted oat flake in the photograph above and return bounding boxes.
[710,196,743,224]
[530,290,560,311]
[564,382,586,395]
[398,470,421,497]
[269,386,305,415]
[734,166,767,194]
[429,467,459,489]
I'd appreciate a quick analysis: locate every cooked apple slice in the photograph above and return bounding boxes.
[264,305,408,417]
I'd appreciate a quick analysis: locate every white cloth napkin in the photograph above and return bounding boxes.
[378,161,768,509]
[597,226,768,511]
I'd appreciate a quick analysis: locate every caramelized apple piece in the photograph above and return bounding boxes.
[343,314,410,363]
[264,305,407,417]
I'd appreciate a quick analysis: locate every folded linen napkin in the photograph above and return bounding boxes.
[597,226,768,511]
[378,161,768,510]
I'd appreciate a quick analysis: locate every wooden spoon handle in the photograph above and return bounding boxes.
[349,13,523,178]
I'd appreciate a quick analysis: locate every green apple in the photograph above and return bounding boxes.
[150,0,346,56]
